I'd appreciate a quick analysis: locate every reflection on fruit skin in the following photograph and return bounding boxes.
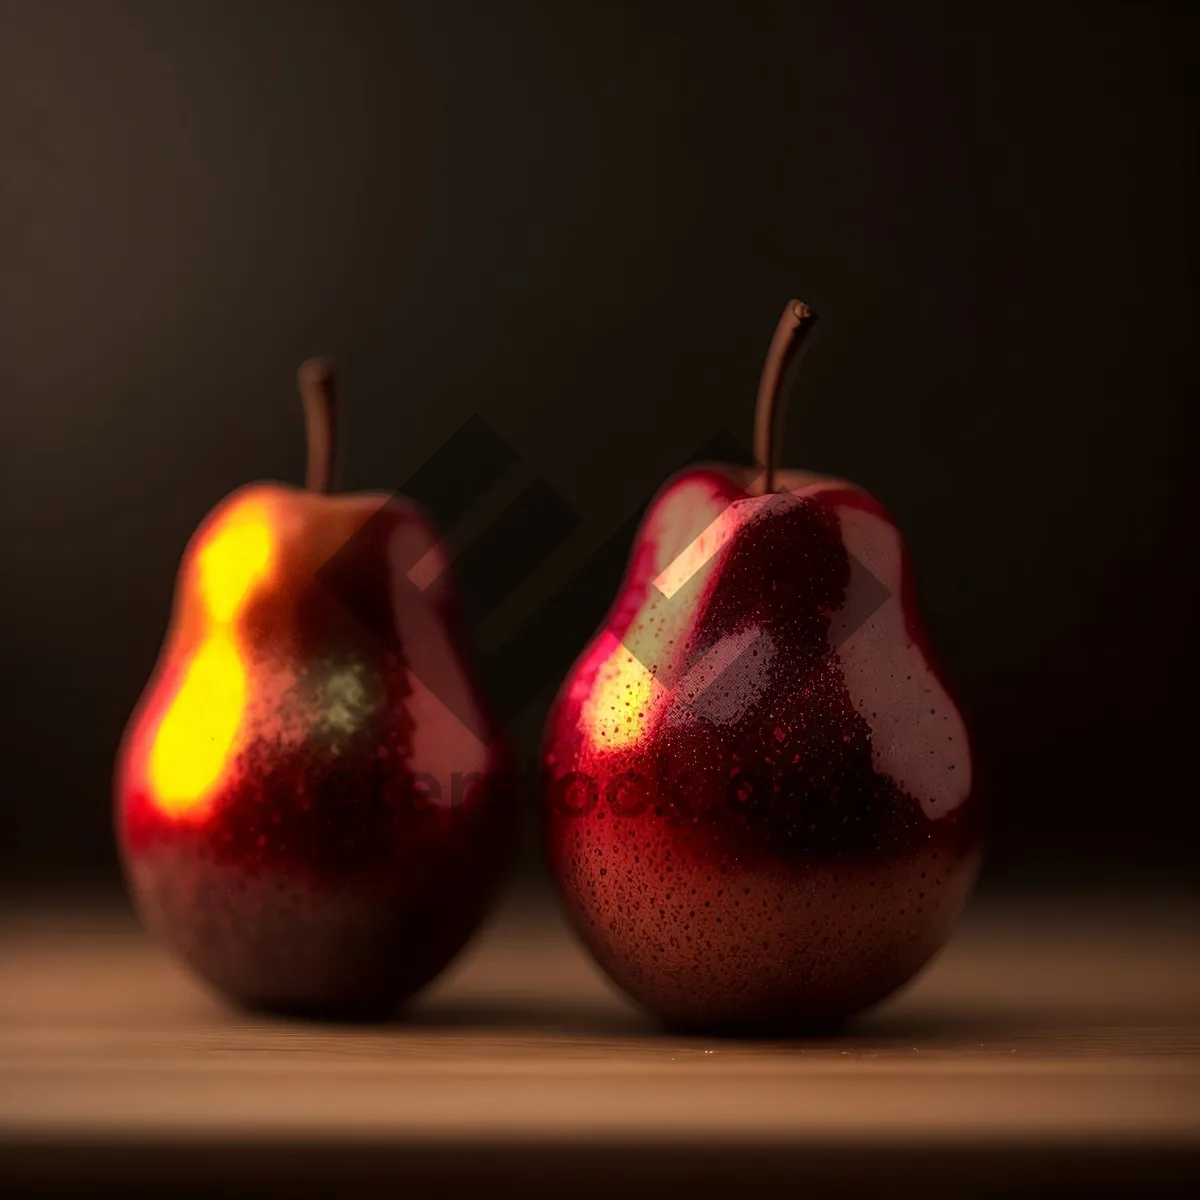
[145,496,276,817]
[542,465,982,1030]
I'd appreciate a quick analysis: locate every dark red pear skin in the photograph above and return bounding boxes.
[116,484,517,1018]
[541,465,982,1029]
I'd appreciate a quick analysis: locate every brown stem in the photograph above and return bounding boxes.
[752,299,818,494]
[297,358,337,494]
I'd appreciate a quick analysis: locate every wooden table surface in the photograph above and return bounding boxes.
[2,887,1198,1196]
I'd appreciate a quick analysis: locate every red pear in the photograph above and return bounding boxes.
[541,302,982,1028]
[116,362,516,1017]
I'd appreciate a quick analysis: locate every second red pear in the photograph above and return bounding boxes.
[541,302,982,1029]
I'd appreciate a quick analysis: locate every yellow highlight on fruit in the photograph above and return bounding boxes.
[581,493,742,753]
[149,634,247,812]
[198,504,275,624]
[148,498,275,814]
[582,636,661,751]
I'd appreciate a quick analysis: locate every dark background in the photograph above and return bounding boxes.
[2,0,1195,895]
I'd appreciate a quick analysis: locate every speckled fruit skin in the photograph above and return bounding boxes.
[541,465,981,1029]
[116,484,516,1018]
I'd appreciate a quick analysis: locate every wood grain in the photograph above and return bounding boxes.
[2,890,1198,1194]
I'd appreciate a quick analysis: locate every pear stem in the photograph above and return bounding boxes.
[752,299,819,494]
[297,358,337,494]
